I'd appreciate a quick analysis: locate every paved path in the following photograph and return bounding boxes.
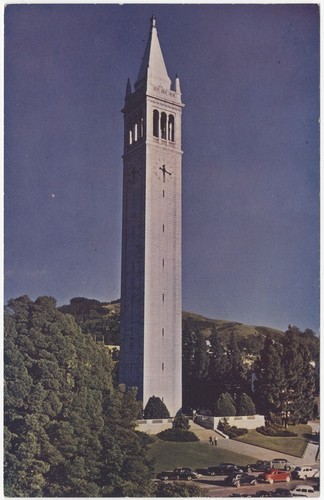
[191,420,320,466]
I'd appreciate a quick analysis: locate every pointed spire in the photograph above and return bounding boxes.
[125,78,132,98]
[135,17,171,90]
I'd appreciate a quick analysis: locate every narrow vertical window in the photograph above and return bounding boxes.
[133,119,138,142]
[168,114,175,142]
[129,128,133,145]
[163,189,165,198]
[161,112,167,139]
[162,224,164,232]
[162,363,164,371]
[162,294,165,302]
[162,258,164,268]
[162,328,164,336]
[153,110,159,137]
[140,116,144,137]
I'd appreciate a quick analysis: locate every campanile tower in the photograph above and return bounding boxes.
[119,17,183,417]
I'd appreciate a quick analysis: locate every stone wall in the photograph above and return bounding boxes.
[135,418,173,434]
[195,414,265,431]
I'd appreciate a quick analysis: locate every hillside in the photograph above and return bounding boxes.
[58,298,319,362]
[182,310,284,343]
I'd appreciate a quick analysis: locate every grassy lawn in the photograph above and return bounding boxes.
[234,424,311,458]
[147,439,259,473]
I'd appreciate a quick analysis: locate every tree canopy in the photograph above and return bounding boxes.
[4,296,154,497]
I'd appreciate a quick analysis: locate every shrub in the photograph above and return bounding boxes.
[144,396,170,419]
[135,430,156,446]
[173,413,190,430]
[157,429,199,442]
[256,425,298,437]
[218,419,248,439]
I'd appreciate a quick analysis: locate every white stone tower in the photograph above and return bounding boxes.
[119,17,183,417]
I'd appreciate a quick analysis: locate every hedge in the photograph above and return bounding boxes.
[256,426,298,437]
[157,429,199,442]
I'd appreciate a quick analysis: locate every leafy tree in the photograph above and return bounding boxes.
[214,392,236,416]
[4,296,153,497]
[59,297,120,345]
[144,396,170,419]
[154,481,205,497]
[172,413,190,430]
[236,393,256,416]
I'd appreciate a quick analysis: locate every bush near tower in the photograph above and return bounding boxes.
[144,396,170,419]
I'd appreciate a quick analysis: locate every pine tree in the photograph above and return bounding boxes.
[254,335,285,418]
[236,393,256,416]
[207,328,227,405]
[225,332,247,396]
[144,396,170,419]
[281,327,315,424]
[214,392,236,416]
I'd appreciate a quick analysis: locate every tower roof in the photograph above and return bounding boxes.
[135,16,171,90]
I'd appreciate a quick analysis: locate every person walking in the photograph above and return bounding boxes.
[209,436,213,445]
[214,436,218,446]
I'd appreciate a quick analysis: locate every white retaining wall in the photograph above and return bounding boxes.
[135,418,173,434]
[195,414,265,430]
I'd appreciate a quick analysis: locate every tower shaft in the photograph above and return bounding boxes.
[120,18,184,417]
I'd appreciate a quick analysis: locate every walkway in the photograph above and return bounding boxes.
[191,420,320,466]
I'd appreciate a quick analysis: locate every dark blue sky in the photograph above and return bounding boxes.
[5,3,319,332]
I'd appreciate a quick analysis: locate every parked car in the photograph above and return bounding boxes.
[261,469,291,484]
[249,460,272,472]
[157,471,179,481]
[173,467,200,478]
[255,490,272,497]
[208,463,243,475]
[196,468,215,476]
[224,472,258,488]
[290,485,317,497]
[156,469,196,481]
[270,488,293,497]
[271,458,293,471]
[292,466,319,480]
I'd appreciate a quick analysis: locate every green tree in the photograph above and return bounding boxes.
[254,335,285,418]
[214,392,236,416]
[225,332,247,396]
[281,327,315,424]
[144,396,170,419]
[182,325,209,410]
[207,328,227,405]
[182,322,196,410]
[236,393,256,416]
[154,481,205,497]
[4,296,153,497]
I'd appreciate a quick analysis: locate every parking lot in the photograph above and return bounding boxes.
[157,471,319,497]
[194,473,319,497]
